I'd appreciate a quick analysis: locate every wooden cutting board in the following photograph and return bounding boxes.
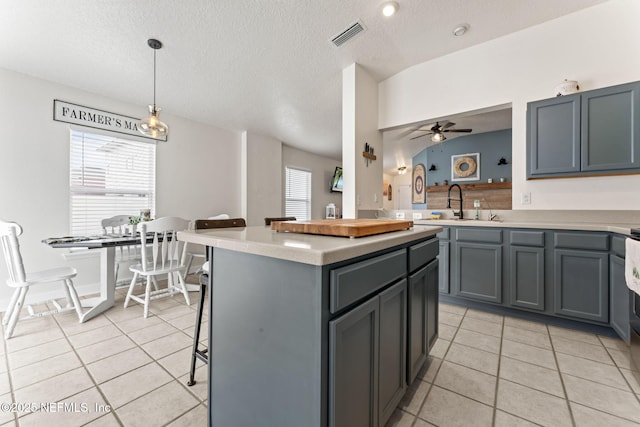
[271,219,413,238]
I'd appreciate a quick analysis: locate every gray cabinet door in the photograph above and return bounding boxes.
[509,246,545,311]
[407,266,427,384]
[610,254,630,342]
[329,296,379,427]
[581,82,640,172]
[528,94,581,177]
[438,241,450,293]
[378,280,407,427]
[554,249,609,323]
[426,259,439,351]
[455,242,502,303]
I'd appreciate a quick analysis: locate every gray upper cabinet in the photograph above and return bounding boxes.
[582,83,640,172]
[528,94,581,176]
[527,80,640,178]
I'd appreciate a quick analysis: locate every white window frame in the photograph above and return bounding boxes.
[69,129,156,236]
[285,166,312,221]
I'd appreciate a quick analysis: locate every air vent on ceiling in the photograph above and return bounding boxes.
[330,21,366,47]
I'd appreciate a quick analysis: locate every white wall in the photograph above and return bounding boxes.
[243,131,283,226]
[0,68,242,305]
[282,145,342,219]
[379,0,640,210]
[343,64,384,218]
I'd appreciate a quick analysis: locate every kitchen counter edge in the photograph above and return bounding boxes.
[177,225,442,266]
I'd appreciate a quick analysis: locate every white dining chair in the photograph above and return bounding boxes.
[124,216,192,318]
[0,220,83,339]
[101,214,139,287]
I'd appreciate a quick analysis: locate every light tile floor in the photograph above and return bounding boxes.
[388,303,640,427]
[2,290,640,426]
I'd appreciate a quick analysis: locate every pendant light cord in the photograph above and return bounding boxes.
[153,47,157,108]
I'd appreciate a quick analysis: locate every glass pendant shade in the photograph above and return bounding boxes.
[139,38,168,139]
[431,132,446,143]
[139,105,168,138]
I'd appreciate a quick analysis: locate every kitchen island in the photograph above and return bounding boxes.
[178,224,442,427]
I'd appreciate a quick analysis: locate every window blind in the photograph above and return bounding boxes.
[70,130,156,236]
[285,166,311,221]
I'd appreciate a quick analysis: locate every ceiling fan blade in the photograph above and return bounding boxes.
[410,133,432,140]
[444,128,473,133]
[441,122,455,130]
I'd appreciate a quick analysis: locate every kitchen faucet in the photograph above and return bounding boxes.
[447,184,464,220]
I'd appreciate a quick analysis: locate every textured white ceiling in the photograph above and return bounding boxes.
[0,0,607,162]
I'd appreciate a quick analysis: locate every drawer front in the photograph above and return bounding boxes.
[330,249,406,313]
[437,227,450,240]
[611,235,626,258]
[409,238,439,272]
[510,230,545,247]
[455,228,502,244]
[554,232,609,251]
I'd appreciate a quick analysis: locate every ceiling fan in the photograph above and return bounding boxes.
[410,121,472,142]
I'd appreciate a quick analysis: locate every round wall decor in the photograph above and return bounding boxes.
[453,156,477,178]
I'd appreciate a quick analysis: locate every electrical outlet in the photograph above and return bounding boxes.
[412,212,422,220]
[396,212,405,219]
[521,192,531,205]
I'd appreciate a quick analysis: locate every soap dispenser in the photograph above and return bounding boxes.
[474,200,480,220]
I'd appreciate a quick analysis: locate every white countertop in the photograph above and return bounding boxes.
[413,218,634,235]
[178,225,442,266]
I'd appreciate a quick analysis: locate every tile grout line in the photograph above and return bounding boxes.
[409,306,466,427]
[546,323,577,427]
[491,314,506,426]
[0,320,19,426]
[52,309,126,427]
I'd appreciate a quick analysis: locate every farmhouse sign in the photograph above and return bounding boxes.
[53,100,167,142]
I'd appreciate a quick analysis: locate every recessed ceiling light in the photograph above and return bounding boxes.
[453,24,469,36]
[382,1,399,17]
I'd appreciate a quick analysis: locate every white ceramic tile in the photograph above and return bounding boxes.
[502,325,551,349]
[556,352,630,391]
[548,325,603,346]
[398,378,430,415]
[178,365,208,402]
[67,324,124,349]
[417,356,442,384]
[496,379,572,427]
[17,387,110,427]
[562,373,640,423]
[13,367,94,404]
[7,338,72,369]
[499,356,564,398]
[438,311,463,328]
[503,316,548,334]
[429,338,450,359]
[571,402,640,427]
[141,331,193,359]
[419,385,493,427]
[127,322,181,345]
[494,410,540,427]
[501,338,557,370]
[438,303,467,316]
[0,393,15,425]
[99,362,173,408]
[87,347,152,384]
[434,361,496,405]
[437,323,457,341]
[444,342,499,376]
[166,404,208,427]
[460,316,503,338]
[551,335,614,365]
[116,381,200,427]
[464,308,504,325]
[452,328,501,354]
[75,335,136,364]
[10,351,81,390]
[608,347,639,371]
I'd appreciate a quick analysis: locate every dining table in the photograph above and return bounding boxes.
[42,234,158,322]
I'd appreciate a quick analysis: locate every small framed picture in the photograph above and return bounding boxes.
[451,153,480,182]
[412,163,426,204]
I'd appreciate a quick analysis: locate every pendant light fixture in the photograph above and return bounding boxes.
[139,38,169,139]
